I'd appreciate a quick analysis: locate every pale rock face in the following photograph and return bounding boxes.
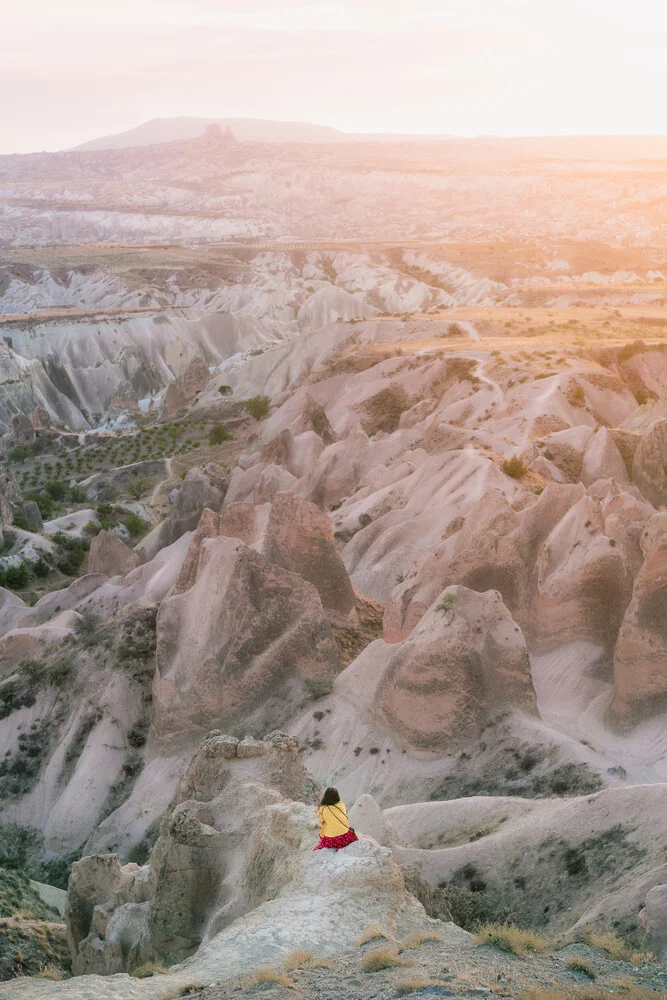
[136,463,228,562]
[180,492,357,625]
[639,884,667,961]
[581,426,629,487]
[152,535,340,751]
[224,461,297,505]
[0,588,27,638]
[88,530,140,578]
[63,732,453,989]
[529,494,633,654]
[633,418,667,507]
[341,586,536,750]
[610,514,667,725]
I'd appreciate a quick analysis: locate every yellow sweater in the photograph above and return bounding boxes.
[317,801,349,838]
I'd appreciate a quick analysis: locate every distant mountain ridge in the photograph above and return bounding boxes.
[72,117,349,150]
[70,116,454,151]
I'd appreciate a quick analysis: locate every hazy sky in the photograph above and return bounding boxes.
[3,0,667,154]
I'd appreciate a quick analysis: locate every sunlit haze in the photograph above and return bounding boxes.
[3,0,667,153]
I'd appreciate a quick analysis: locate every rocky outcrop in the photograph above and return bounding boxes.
[639,884,667,961]
[609,513,667,725]
[88,530,140,577]
[342,586,536,750]
[152,535,340,750]
[66,732,450,981]
[136,463,229,561]
[581,426,628,486]
[178,493,357,625]
[633,419,667,507]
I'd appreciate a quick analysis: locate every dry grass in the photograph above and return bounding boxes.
[395,976,445,996]
[474,923,546,956]
[361,946,413,973]
[357,923,393,946]
[303,957,335,971]
[284,949,313,972]
[33,963,65,981]
[130,962,170,978]
[245,967,293,988]
[566,957,596,979]
[629,952,655,965]
[581,929,628,960]
[399,931,442,951]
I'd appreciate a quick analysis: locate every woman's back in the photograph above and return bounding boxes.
[317,801,349,838]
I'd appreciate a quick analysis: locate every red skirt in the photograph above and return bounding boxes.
[313,829,358,851]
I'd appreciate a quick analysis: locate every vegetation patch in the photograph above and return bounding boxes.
[244,395,270,420]
[0,720,53,799]
[361,947,412,973]
[474,922,546,956]
[360,384,411,435]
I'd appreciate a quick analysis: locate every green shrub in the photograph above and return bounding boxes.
[501,456,528,479]
[49,659,75,687]
[68,485,87,503]
[32,556,50,578]
[127,476,150,500]
[304,677,334,699]
[44,481,68,501]
[24,491,54,519]
[5,562,30,589]
[208,423,233,445]
[7,445,32,463]
[12,514,30,531]
[245,395,270,420]
[123,514,147,538]
[73,609,100,645]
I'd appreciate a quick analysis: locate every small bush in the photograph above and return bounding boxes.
[436,592,457,612]
[566,957,596,978]
[400,931,442,950]
[501,456,528,479]
[127,477,150,500]
[208,424,233,445]
[6,562,30,589]
[73,609,100,645]
[245,968,292,988]
[44,481,68,501]
[304,676,334,699]
[283,949,313,972]
[123,514,147,538]
[131,962,170,978]
[24,491,54,519]
[361,947,412,973]
[395,977,445,997]
[581,928,628,960]
[474,923,546,956]
[245,395,270,420]
[33,558,50,578]
[357,924,393,947]
[49,659,75,687]
[68,485,87,503]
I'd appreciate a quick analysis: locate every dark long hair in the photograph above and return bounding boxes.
[320,786,340,806]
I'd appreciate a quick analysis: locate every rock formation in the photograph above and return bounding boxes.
[152,536,340,750]
[340,586,536,749]
[88,530,140,577]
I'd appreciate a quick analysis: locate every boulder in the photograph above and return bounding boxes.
[633,419,667,508]
[0,587,27,638]
[152,535,340,751]
[88,530,139,578]
[344,586,536,750]
[639,884,667,961]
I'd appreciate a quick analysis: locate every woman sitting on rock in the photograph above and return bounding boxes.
[313,787,358,851]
